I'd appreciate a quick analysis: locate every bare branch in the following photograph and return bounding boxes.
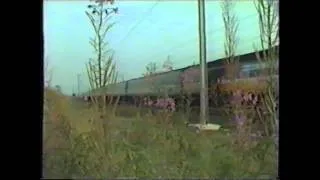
[254,0,279,155]
[86,63,95,89]
[102,53,114,86]
[221,0,240,80]
[86,11,99,36]
[102,19,116,39]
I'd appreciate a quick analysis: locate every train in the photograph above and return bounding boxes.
[81,46,279,109]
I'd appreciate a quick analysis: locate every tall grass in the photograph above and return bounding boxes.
[43,89,277,178]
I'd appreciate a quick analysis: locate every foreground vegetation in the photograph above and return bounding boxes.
[43,89,276,178]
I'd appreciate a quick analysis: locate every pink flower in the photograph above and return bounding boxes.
[154,97,176,112]
[243,93,250,102]
[234,113,246,127]
[148,100,153,106]
[252,95,258,105]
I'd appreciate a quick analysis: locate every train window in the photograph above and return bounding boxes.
[242,63,260,70]
[240,62,263,78]
[249,70,259,77]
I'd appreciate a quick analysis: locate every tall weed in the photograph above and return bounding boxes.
[43,89,277,178]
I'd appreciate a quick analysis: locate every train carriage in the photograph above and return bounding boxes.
[80,46,279,112]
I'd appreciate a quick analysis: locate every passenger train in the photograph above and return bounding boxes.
[81,47,279,110]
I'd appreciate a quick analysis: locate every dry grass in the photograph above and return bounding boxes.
[43,89,277,178]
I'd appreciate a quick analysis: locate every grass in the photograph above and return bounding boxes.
[43,89,277,178]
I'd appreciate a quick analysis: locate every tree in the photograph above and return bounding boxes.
[254,0,279,138]
[254,0,279,167]
[221,0,240,80]
[143,60,175,105]
[143,62,166,96]
[143,62,158,77]
[220,0,241,122]
[85,0,119,105]
[162,55,173,72]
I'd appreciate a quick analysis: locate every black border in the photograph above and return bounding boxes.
[279,0,314,179]
[4,0,43,178]
[5,0,314,179]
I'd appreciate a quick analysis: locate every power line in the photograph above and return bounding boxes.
[146,27,261,67]
[152,34,265,70]
[118,35,271,82]
[142,13,258,63]
[115,0,160,47]
[119,36,270,82]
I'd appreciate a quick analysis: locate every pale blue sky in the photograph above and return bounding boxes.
[44,0,263,95]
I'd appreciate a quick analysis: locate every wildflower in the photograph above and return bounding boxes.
[252,94,258,105]
[166,98,176,112]
[162,58,173,72]
[154,97,176,112]
[234,113,246,127]
[148,100,153,106]
[243,93,250,102]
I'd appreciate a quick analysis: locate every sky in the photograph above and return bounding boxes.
[44,0,264,95]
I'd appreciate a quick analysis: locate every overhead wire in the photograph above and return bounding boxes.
[115,0,161,47]
[123,35,269,81]
[114,7,263,80]
[143,13,258,62]
[117,13,261,80]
